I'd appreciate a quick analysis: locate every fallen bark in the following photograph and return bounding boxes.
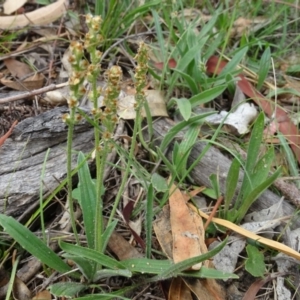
[0,106,94,218]
[149,117,300,227]
[0,109,298,228]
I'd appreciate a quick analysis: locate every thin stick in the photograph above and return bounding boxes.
[0,82,68,104]
[204,196,224,230]
[0,120,18,147]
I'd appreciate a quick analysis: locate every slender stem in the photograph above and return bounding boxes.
[92,74,104,254]
[107,113,140,227]
[67,107,79,245]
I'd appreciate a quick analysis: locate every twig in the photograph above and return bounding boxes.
[0,120,18,147]
[204,196,224,230]
[0,82,68,104]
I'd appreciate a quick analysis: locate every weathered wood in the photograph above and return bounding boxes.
[1,109,298,227]
[150,117,300,227]
[0,106,94,217]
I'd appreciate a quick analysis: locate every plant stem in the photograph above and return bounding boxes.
[93,80,103,254]
[66,107,79,245]
[107,113,140,227]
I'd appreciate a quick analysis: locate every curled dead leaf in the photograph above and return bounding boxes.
[3,0,26,15]
[118,90,168,119]
[4,58,32,78]
[0,0,69,30]
[1,73,44,91]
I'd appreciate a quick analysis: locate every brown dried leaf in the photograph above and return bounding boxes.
[231,16,269,38]
[242,273,282,300]
[107,231,143,261]
[0,267,10,298]
[169,183,207,270]
[183,277,226,300]
[4,58,32,78]
[153,205,173,259]
[278,75,300,104]
[118,90,168,119]
[12,277,31,300]
[1,73,44,91]
[32,290,52,300]
[168,277,193,300]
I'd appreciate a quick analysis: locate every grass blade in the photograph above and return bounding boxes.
[189,85,227,108]
[0,215,71,274]
[48,282,86,298]
[224,158,240,214]
[209,174,220,199]
[59,241,127,271]
[102,220,118,253]
[220,46,249,76]
[169,37,209,94]
[173,69,198,94]
[278,132,300,188]
[245,112,264,174]
[150,237,228,280]
[77,152,96,249]
[236,168,281,223]
[159,112,215,153]
[174,124,200,179]
[146,184,154,258]
[257,47,271,90]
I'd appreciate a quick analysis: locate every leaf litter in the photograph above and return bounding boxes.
[0,1,300,299]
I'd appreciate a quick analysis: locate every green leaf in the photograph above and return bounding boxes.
[173,70,199,94]
[189,85,227,108]
[151,173,168,192]
[197,9,220,40]
[5,255,19,300]
[77,152,97,249]
[48,282,86,297]
[59,241,127,271]
[168,37,209,95]
[101,220,118,253]
[209,174,220,199]
[176,98,192,121]
[0,215,71,274]
[159,112,214,153]
[245,244,265,277]
[122,238,227,280]
[76,294,130,300]
[174,124,200,179]
[225,158,240,213]
[236,112,264,208]
[220,47,249,76]
[35,0,50,4]
[245,112,264,173]
[201,188,218,199]
[93,269,133,281]
[146,184,154,258]
[257,47,271,90]
[287,64,300,74]
[156,147,177,179]
[278,132,300,188]
[63,254,95,281]
[152,9,166,60]
[150,237,228,281]
[183,266,238,279]
[236,167,281,223]
[251,147,275,188]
